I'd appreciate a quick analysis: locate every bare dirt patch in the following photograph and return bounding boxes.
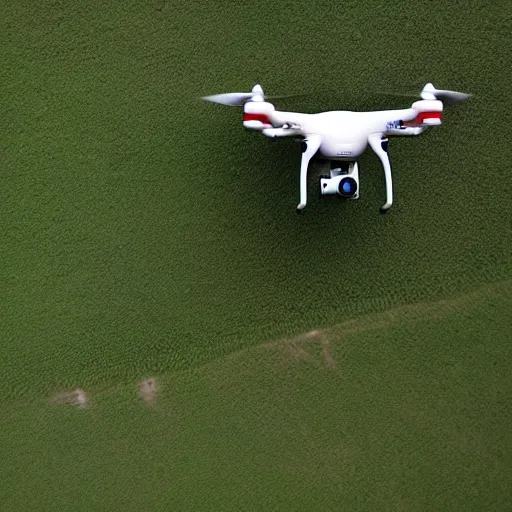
[303,330,321,340]
[139,378,158,404]
[50,388,88,408]
[275,329,339,368]
[278,329,324,365]
[287,342,314,362]
[321,339,336,368]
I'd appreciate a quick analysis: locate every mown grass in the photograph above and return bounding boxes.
[1,281,510,511]
[1,0,511,509]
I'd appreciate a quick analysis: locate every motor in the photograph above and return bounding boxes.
[319,161,359,199]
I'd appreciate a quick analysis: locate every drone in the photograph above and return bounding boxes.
[202,82,471,213]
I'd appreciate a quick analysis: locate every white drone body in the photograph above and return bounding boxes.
[202,83,470,213]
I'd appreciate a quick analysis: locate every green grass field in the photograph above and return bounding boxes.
[1,1,511,510]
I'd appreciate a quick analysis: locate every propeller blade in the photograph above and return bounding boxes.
[379,84,471,105]
[265,93,307,100]
[201,92,254,106]
[421,83,471,104]
[202,84,266,106]
[428,89,471,104]
[201,92,305,105]
[202,82,306,107]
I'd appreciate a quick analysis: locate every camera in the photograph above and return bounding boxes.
[319,161,359,199]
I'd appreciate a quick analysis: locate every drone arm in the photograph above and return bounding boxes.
[368,133,393,213]
[297,134,322,212]
[261,125,301,138]
[385,126,425,137]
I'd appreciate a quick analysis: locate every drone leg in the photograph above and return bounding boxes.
[369,133,393,213]
[297,135,322,212]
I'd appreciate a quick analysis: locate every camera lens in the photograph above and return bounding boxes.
[338,177,357,197]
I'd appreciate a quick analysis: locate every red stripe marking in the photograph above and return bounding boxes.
[405,111,442,126]
[243,113,271,124]
[416,111,442,123]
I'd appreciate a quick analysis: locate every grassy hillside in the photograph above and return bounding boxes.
[1,0,510,509]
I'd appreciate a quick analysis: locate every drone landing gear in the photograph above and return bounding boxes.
[296,135,322,212]
[368,133,393,213]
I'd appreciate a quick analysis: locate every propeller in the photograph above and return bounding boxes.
[379,83,471,105]
[420,83,471,104]
[202,84,265,106]
[202,84,303,106]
